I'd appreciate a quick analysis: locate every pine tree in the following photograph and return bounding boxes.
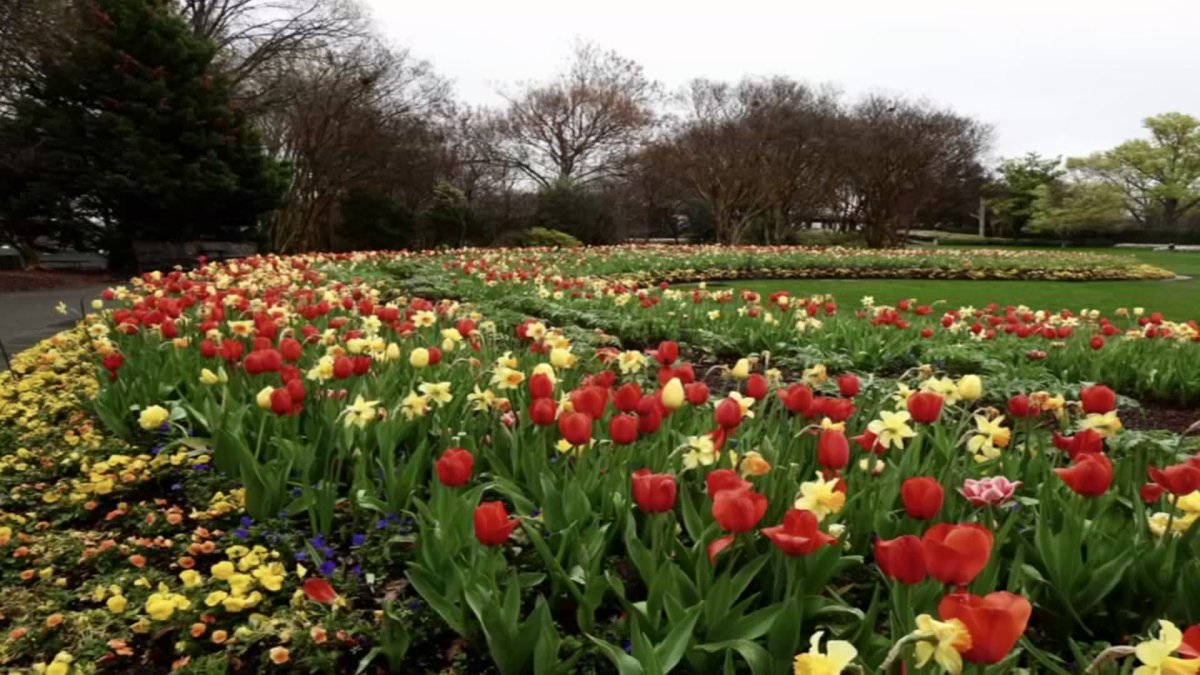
[0,0,287,269]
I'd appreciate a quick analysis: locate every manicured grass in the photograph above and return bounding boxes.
[699,247,1200,320]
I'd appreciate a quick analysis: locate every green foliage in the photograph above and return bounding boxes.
[419,181,485,247]
[338,189,414,251]
[1029,181,1126,239]
[1068,112,1200,230]
[521,227,583,248]
[534,180,608,244]
[0,0,286,268]
[989,153,1065,236]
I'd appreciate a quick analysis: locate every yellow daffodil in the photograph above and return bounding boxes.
[419,381,453,405]
[1134,620,1200,675]
[920,377,961,405]
[795,472,846,522]
[967,415,1011,461]
[491,366,526,390]
[682,435,717,470]
[793,630,858,675]
[913,614,972,675]
[616,350,647,374]
[867,410,917,450]
[342,395,381,428]
[1079,411,1123,437]
[729,358,751,380]
[400,392,431,421]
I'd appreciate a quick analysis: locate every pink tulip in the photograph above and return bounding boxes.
[959,477,1021,507]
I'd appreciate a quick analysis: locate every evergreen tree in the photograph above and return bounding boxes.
[0,0,287,269]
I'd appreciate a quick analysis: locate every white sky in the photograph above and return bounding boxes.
[364,0,1200,164]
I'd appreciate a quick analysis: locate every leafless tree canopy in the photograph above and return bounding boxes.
[1,0,993,250]
[490,41,660,189]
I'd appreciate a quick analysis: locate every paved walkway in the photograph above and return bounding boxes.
[0,284,112,367]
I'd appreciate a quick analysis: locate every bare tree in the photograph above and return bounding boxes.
[259,39,452,251]
[0,0,76,112]
[178,0,368,112]
[834,95,990,247]
[491,41,658,188]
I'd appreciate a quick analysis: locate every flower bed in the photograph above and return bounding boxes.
[426,245,1175,282]
[0,249,1198,674]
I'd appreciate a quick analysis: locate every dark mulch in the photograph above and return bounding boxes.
[0,270,118,292]
[1122,402,1200,434]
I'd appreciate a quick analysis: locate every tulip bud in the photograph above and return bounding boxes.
[661,378,685,410]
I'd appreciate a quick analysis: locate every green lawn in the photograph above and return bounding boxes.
[701,247,1200,320]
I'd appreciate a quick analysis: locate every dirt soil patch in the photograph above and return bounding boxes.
[0,270,117,292]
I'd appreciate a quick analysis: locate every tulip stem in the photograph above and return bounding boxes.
[1084,645,1135,673]
[878,633,925,673]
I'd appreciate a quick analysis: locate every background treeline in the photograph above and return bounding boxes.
[3,0,1200,270]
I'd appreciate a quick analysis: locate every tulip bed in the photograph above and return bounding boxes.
[0,248,1199,675]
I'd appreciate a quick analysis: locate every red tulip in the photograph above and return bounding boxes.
[817,428,850,469]
[473,501,520,546]
[1054,452,1113,496]
[923,523,994,586]
[435,447,474,487]
[1055,428,1105,459]
[711,488,768,533]
[761,509,836,556]
[1080,384,1117,414]
[529,398,558,426]
[901,477,944,520]
[746,373,768,400]
[269,388,294,416]
[1090,336,1105,350]
[684,382,710,405]
[570,386,608,419]
[220,339,244,362]
[302,578,338,604]
[558,411,593,446]
[874,535,927,584]
[706,469,750,496]
[1006,394,1038,419]
[529,373,555,400]
[655,340,679,366]
[938,591,1032,664]
[285,378,306,403]
[777,384,813,415]
[279,337,303,362]
[707,535,734,565]
[1141,482,1166,503]
[1180,625,1200,658]
[609,414,639,445]
[613,383,642,412]
[636,395,663,434]
[102,352,124,372]
[674,362,695,384]
[1148,463,1200,496]
[906,392,944,424]
[837,373,861,398]
[333,356,353,379]
[631,469,677,513]
[715,398,742,430]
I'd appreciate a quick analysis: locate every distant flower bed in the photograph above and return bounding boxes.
[441,244,1176,282]
[0,248,1198,674]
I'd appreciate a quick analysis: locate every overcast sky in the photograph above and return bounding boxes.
[363,0,1199,164]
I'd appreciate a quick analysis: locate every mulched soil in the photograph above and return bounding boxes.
[0,270,118,292]
[1121,402,1200,434]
